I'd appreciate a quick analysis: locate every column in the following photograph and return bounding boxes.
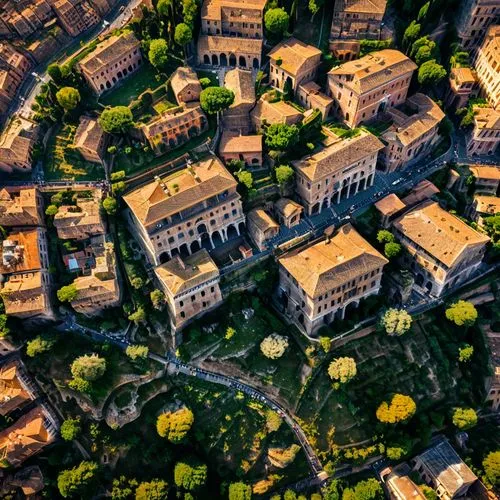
[336,190,341,204]
[236,224,241,236]
[209,233,214,248]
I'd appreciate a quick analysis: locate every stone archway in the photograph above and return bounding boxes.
[212,230,223,246]
[190,240,201,253]
[212,54,219,65]
[227,224,238,240]
[204,54,210,64]
[253,58,259,69]
[220,53,228,66]
[238,55,247,67]
[197,223,208,235]
[415,273,424,287]
[159,252,170,264]
[229,54,236,66]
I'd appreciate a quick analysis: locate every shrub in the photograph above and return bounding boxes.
[260,333,289,359]
[328,357,357,384]
[376,394,416,424]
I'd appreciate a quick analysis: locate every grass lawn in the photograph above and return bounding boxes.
[44,124,104,181]
[362,119,393,136]
[153,98,178,114]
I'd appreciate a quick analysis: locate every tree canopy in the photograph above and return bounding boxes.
[384,242,402,259]
[56,87,81,111]
[452,407,478,430]
[381,308,412,336]
[57,461,99,498]
[102,196,118,215]
[174,23,193,46]
[148,39,169,69]
[265,123,300,151]
[126,344,149,360]
[135,479,169,499]
[60,418,82,441]
[200,86,235,114]
[71,354,106,382]
[26,334,56,357]
[229,482,252,500]
[418,60,447,86]
[376,394,416,424]
[174,459,208,491]
[150,289,165,309]
[483,451,500,486]
[57,283,78,303]
[275,165,294,186]
[264,8,289,36]
[377,230,395,244]
[328,357,357,384]
[458,344,474,362]
[260,333,289,359]
[156,407,194,443]
[445,300,478,327]
[99,106,134,134]
[342,478,384,500]
[403,21,421,51]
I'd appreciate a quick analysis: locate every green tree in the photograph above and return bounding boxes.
[225,326,236,340]
[483,451,500,486]
[308,0,324,17]
[265,410,282,432]
[265,123,300,151]
[236,170,253,189]
[182,0,198,28]
[150,289,165,309]
[342,479,383,500]
[130,276,144,289]
[418,1,430,19]
[445,300,478,327]
[174,23,193,57]
[403,21,421,52]
[102,196,118,215]
[384,242,402,258]
[135,479,169,499]
[377,230,395,244]
[48,63,64,84]
[381,308,412,336]
[458,344,474,362]
[60,418,82,441]
[376,394,416,424]
[174,459,208,490]
[45,204,59,216]
[56,87,81,111]
[57,461,99,498]
[418,60,447,86]
[148,39,169,70]
[57,283,78,303]
[319,336,331,353]
[128,307,146,324]
[420,485,438,500]
[126,344,149,360]
[157,407,194,443]
[26,334,56,357]
[71,354,106,381]
[199,77,211,88]
[111,476,138,500]
[275,165,294,186]
[264,8,289,36]
[452,407,478,430]
[68,377,91,393]
[200,86,235,116]
[328,357,357,384]
[260,333,289,359]
[322,480,340,500]
[229,482,252,500]
[99,106,134,134]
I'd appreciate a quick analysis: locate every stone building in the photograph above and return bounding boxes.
[292,128,383,215]
[379,94,445,173]
[154,249,223,332]
[445,67,478,109]
[0,188,44,227]
[327,49,417,128]
[247,209,279,251]
[268,38,322,93]
[140,104,208,156]
[455,0,499,52]
[474,25,500,109]
[197,35,262,69]
[0,43,31,116]
[278,224,388,335]
[222,68,255,133]
[485,330,500,411]
[124,157,246,265]
[393,201,490,297]
[78,32,143,95]
[274,198,303,228]
[73,116,108,164]
[251,95,303,131]
[53,192,105,240]
[469,195,500,226]
[219,132,262,167]
[469,164,500,194]
[330,0,388,41]
[383,464,427,500]
[52,0,100,37]
[466,106,500,156]
[412,438,478,499]
[374,193,406,228]
[170,67,202,105]
[0,405,58,467]
[297,81,334,120]
[0,359,38,417]
[0,116,39,173]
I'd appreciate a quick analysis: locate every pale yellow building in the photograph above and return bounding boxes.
[219,132,262,167]
[469,195,500,226]
[154,249,223,331]
[0,360,37,417]
[274,198,303,229]
[327,49,417,128]
[469,164,500,195]
[269,38,322,93]
[0,116,39,173]
[124,157,246,265]
[53,0,100,37]
[0,188,44,227]
[278,224,388,335]
[222,67,255,133]
[197,35,262,69]
[170,67,202,105]
[474,25,500,110]
[78,32,143,95]
[292,128,384,215]
[393,201,490,297]
[466,106,500,156]
[251,95,303,131]
[297,81,334,120]
[446,67,478,109]
[247,208,280,251]
[379,94,445,172]
[73,116,108,164]
[456,0,499,52]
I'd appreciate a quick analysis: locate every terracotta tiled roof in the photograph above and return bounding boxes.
[201,0,267,20]
[73,116,106,154]
[387,475,426,499]
[401,179,440,206]
[393,201,490,267]
[224,68,255,107]
[251,97,303,125]
[274,198,303,218]
[170,67,201,99]
[248,208,279,232]
[0,188,40,227]
[0,361,33,416]
[197,35,262,55]
[219,132,262,153]
[474,195,500,215]
[299,81,334,107]
[124,157,237,227]
[341,0,387,14]
[473,106,500,130]
[0,117,38,166]
[328,49,417,94]
[142,104,206,139]
[73,273,118,299]
[450,67,476,85]
[155,249,219,295]
[469,165,500,180]
[292,130,384,181]
[79,31,140,74]
[2,272,50,317]
[279,224,388,298]
[0,229,42,275]
[374,193,405,216]
[269,37,321,76]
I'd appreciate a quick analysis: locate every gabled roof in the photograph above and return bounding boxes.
[374,193,405,216]
[328,49,417,94]
[201,0,267,20]
[473,106,500,130]
[274,198,303,218]
[219,132,262,153]
[268,37,321,76]
[197,35,262,55]
[170,66,202,99]
[279,224,388,298]
[73,116,106,155]
[247,208,279,232]
[474,195,500,215]
[124,157,237,227]
[340,0,387,14]
[224,68,255,107]
[469,164,500,180]
[393,201,490,267]
[155,249,219,296]
[0,188,40,227]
